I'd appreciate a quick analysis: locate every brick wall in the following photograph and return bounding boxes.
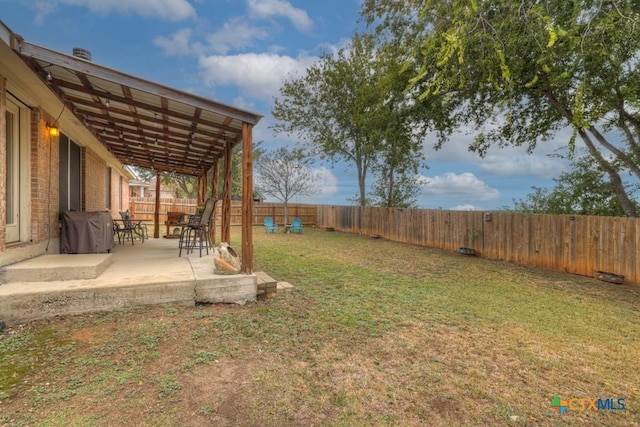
[30,109,60,243]
[0,75,6,251]
[108,168,130,218]
[1,71,131,261]
[82,147,130,217]
[122,175,130,216]
[82,147,108,212]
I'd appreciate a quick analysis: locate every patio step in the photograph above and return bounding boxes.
[0,254,113,283]
[277,281,294,292]
[255,271,277,300]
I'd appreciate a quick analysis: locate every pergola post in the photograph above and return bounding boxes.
[210,159,219,244]
[221,142,233,243]
[197,174,204,205]
[200,168,207,203]
[153,170,161,238]
[241,123,253,273]
[211,159,219,199]
[203,166,208,202]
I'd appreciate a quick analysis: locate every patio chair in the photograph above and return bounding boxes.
[113,210,146,245]
[178,198,217,257]
[290,217,303,234]
[264,217,279,233]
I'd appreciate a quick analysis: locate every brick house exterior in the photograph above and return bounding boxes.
[0,23,131,268]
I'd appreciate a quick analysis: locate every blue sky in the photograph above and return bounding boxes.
[1,0,572,210]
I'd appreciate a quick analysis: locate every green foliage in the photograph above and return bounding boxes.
[369,171,420,208]
[130,167,197,199]
[162,172,197,199]
[131,143,264,201]
[362,0,640,216]
[212,143,264,200]
[509,156,639,216]
[272,33,429,207]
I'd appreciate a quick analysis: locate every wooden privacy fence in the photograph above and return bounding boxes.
[317,205,640,286]
[129,198,317,229]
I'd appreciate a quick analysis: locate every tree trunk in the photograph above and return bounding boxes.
[356,161,367,206]
[283,203,289,228]
[543,89,638,217]
[579,129,638,217]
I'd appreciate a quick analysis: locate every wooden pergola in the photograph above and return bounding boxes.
[11,35,262,272]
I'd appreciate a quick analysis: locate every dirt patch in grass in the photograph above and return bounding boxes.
[1,229,640,426]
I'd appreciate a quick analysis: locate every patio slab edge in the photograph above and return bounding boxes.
[0,280,196,325]
[189,255,257,305]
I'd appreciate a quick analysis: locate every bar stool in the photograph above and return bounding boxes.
[178,198,216,257]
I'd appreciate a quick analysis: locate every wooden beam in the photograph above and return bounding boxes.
[211,159,219,199]
[201,167,208,203]
[241,123,254,273]
[221,142,233,243]
[154,170,161,238]
[210,159,219,245]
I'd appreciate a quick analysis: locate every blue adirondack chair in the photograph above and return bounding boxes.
[290,217,303,233]
[264,217,279,233]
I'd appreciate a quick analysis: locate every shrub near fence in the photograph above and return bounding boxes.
[317,205,640,286]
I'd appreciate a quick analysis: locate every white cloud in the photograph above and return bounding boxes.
[293,167,338,203]
[425,132,569,180]
[419,172,500,203]
[198,52,317,101]
[450,204,482,211]
[247,0,313,31]
[315,167,339,197]
[60,0,196,21]
[231,96,259,113]
[154,28,205,56]
[33,1,56,25]
[476,150,566,179]
[205,18,270,54]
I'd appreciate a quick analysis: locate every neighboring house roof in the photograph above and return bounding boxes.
[126,165,141,181]
[8,30,262,177]
[129,179,150,188]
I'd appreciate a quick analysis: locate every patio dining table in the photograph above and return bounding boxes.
[112,218,148,244]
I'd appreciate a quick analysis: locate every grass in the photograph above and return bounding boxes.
[1,227,639,426]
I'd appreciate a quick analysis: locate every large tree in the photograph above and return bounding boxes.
[509,155,638,216]
[362,0,640,216]
[272,33,429,207]
[368,44,429,208]
[255,147,318,225]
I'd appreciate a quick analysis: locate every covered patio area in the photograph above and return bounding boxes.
[9,32,262,272]
[0,238,268,326]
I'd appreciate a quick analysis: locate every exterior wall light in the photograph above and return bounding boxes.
[48,125,59,137]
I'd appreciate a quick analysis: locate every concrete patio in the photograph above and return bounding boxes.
[0,238,259,326]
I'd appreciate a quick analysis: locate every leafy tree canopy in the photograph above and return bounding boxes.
[509,155,639,216]
[129,166,196,199]
[272,33,430,207]
[362,0,640,215]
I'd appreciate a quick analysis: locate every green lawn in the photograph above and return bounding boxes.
[1,227,639,426]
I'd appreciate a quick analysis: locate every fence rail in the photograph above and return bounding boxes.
[129,198,317,228]
[316,205,640,286]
